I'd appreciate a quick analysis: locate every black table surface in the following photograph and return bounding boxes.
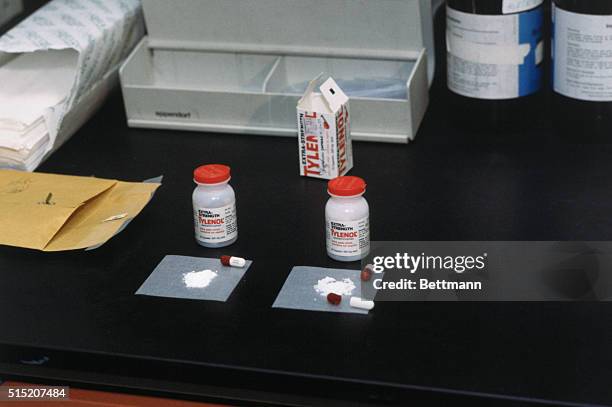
[1,83,612,406]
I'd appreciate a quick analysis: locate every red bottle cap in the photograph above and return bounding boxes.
[194,164,231,184]
[327,176,366,197]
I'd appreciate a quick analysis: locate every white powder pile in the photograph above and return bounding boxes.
[313,276,356,296]
[183,269,218,288]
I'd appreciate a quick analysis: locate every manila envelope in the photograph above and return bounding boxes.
[0,170,160,251]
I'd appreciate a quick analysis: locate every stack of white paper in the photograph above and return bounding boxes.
[0,50,76,170]
[0,0,144,171]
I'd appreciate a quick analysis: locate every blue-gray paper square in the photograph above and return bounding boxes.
[136,255,251,302]
[272,266,369,314]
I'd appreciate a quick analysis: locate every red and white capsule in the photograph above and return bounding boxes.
[220,255,246,268]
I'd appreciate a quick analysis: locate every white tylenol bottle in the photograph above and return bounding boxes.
[192,164,238,248]
[325,176,370,262]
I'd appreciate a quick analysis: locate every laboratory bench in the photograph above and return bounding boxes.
[1,80,612,406]
[2,5,612,405]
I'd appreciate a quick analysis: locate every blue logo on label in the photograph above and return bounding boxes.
[518,7,544,96]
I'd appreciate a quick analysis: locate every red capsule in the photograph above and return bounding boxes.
[361,264,373,282]
[220,255,231,266]
[327,293,342,305]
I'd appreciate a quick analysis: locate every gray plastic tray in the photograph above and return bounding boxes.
[120,0,434,143]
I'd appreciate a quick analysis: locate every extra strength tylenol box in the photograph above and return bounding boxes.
[297,76,353,179]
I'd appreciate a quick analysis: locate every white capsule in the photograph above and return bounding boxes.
[229,256,246,267]
[350,296,375,311]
